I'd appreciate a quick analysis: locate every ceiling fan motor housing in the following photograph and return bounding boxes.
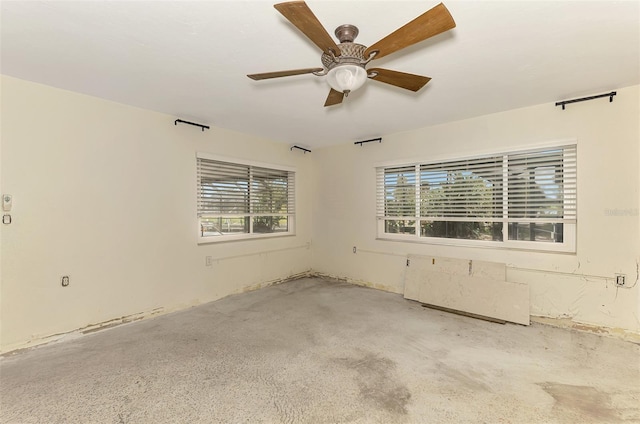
[321,42,367,71]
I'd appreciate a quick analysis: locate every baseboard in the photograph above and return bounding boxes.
[309,271,403,294]
[1,270,313,356]
[531,315,640,344]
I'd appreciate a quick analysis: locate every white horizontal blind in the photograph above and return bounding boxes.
[376,144,577,248]
[251,165,295,216]
[197,159,250,216]
[377,165,417,218]
[420,156,503,219]
[197,157,294,218]
[507,145,576,223]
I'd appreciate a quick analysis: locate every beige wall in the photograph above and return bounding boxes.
[2,75,638,352]
[0,76,313,352]
[311,85,640,334]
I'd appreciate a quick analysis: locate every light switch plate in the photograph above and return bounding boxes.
[2,194,12,211]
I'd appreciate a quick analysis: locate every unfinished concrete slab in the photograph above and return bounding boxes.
[1,277,639,423]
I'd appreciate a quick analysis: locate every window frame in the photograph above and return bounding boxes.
[197,152,296,244]
[375,141,577,253]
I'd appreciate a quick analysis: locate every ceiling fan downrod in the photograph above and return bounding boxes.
[334,24,359,43]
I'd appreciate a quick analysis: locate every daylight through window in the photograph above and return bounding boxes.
[376,144,576,251]
[197,154,295,242]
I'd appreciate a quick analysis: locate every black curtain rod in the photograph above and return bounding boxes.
[291,145,311,154]
[354,137,382,146]
[555,91,616,110]
[175,119,210,131]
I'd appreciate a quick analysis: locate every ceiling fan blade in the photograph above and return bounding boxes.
[247,68,324,80]
[274,1,340,55]
[368,68,431,92]
[364,3,456,61]
[324,88,344,107]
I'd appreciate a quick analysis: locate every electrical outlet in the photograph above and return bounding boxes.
[615,274,626,286]
[61,275,70,287]
[205,256,213,267]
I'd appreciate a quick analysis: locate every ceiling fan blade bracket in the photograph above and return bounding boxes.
[363,50,379,65]
[367,70,379,78]
[312,69,328,76]
[328,49,340,63]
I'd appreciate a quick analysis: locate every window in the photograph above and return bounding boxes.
[376,144,576,252]
[197,153,295,242]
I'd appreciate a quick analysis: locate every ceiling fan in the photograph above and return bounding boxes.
[247,1,456,107]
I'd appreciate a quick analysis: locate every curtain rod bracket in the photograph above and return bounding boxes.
[175,119,210,131]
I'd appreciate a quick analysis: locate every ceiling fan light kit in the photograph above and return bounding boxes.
[248,1,456,107]
[326,65,367,97]
[321,28,371,97]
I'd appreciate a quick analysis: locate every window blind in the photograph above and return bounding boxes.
[251,165,295,215]
[507,145,576,223]
[197,158,294,218]
[378,165,417,218]
[419,156,504,219]
[375,144,577,249]
[197,159,250,216]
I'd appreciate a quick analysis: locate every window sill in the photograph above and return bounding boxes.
[376,235,576,254]
[198,232,295,245]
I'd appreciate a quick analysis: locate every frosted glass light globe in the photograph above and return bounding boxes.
[326,65,367,95]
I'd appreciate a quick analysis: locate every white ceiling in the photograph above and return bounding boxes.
[2,1,639,149]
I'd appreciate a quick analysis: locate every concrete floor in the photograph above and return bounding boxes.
[1,277,639,424]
